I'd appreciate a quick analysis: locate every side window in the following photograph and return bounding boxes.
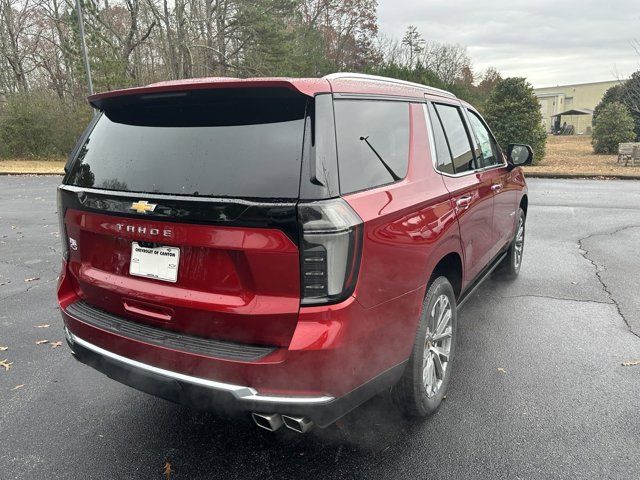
[334,100,410,194]
[426,103,454,175]
[467,110,501,168]
[434,103,476,174]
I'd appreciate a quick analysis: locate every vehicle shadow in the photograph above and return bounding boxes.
[131,390,432,479]
[113,290,493,479]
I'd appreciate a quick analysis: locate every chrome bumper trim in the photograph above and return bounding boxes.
[66,330,334,405]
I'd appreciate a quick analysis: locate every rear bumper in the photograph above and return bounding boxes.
[59,254,423,427]
[65,327,405,427]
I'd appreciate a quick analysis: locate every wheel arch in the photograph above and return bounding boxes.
[429,252,463,301]
[519,194,528,217]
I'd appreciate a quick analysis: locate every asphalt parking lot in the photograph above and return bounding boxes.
[1,176,639,479]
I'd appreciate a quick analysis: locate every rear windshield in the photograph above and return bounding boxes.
[66,88,308,199]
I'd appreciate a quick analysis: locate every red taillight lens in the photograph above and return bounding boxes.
[298,198,363,305]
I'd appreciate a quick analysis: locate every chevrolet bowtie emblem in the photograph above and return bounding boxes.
[130,200,157,214]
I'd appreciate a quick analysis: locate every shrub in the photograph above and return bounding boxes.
[593,83,625,124]
[593,73,640,142]
[0,93,92,158]
[591,102,636,154]
[483,77,547,164]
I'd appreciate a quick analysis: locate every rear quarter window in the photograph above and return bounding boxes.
[334,100,410,194]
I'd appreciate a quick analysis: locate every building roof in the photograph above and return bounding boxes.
[551,108,594,117]
[534,79,624,91]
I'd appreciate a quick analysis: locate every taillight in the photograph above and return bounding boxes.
[56,188,69,261]
[298,198,363,305]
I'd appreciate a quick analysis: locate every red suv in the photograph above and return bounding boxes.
[57,73,531,433]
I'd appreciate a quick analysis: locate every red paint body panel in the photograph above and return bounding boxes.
[64,209,301,346]
[88,78,332,106]
[59,268,422,397]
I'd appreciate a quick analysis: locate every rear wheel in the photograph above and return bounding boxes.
[392,276,457,417]
[497,208,525,279]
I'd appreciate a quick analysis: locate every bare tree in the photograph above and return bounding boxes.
[421,41,471,85]
[0,0,38,92]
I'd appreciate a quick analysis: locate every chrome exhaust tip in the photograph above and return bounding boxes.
[251,413,283,432]
[282,415,314,433]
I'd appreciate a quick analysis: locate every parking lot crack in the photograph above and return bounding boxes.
[578,225,640,339]
[495,294,613,305]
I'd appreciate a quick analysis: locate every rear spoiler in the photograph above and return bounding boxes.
[88,78,330,110]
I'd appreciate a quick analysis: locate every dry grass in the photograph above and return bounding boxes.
[0,158,65,174]
[524,135,640,178]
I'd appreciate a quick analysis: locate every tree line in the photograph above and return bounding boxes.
[0,0,543,158]
[0,0,384,98]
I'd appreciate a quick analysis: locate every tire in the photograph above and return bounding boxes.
[497,207,526,279]
[392,276,457,418]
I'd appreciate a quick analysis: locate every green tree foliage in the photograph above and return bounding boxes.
[484,78,547,163]
[627,72,640,139]
[370,63,448,90]
[591,102,636,154]
[0,94,92,158]
[593,73,640,141]
[593,84,624,122]
[0,3,506,159]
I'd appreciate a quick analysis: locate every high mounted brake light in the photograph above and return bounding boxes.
[298,198,363,305]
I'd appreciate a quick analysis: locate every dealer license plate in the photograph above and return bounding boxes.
[129,242,180,283]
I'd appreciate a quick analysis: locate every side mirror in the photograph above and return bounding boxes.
[507,144,533,167]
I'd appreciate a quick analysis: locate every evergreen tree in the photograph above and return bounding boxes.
[591,102,636,154]
[593,73,640,141]
[484,78,547,164]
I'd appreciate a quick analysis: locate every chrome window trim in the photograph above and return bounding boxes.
[58,184,294,206]
[333,92,422,103]
[66,330,335,405]
[422,103,506,178]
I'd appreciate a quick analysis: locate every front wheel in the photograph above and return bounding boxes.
[497,208,525,279]
[392,276,457,417]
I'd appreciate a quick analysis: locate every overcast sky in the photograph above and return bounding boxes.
[377,0,640,87]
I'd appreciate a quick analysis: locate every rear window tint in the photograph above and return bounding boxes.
[66,89,308,199]
[334,100,410,194]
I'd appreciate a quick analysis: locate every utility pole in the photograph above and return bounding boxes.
[75,0,94,97]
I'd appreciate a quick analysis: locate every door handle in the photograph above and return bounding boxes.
[491,184,503,192]
[456,195,472,209]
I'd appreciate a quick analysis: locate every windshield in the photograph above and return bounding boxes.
[66,88,308,199]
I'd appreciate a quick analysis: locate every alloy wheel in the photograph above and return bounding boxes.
[514,217,525,269]
[423,294,452,397]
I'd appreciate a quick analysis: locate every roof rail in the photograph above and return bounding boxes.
[323,72,456,99]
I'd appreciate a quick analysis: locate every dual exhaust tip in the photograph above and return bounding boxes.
[252,413,314,433]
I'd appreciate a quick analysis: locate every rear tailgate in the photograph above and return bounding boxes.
[59,87,309,347]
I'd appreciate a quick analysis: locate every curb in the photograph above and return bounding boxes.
[0,172,63,176]
[524,172,640,180]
